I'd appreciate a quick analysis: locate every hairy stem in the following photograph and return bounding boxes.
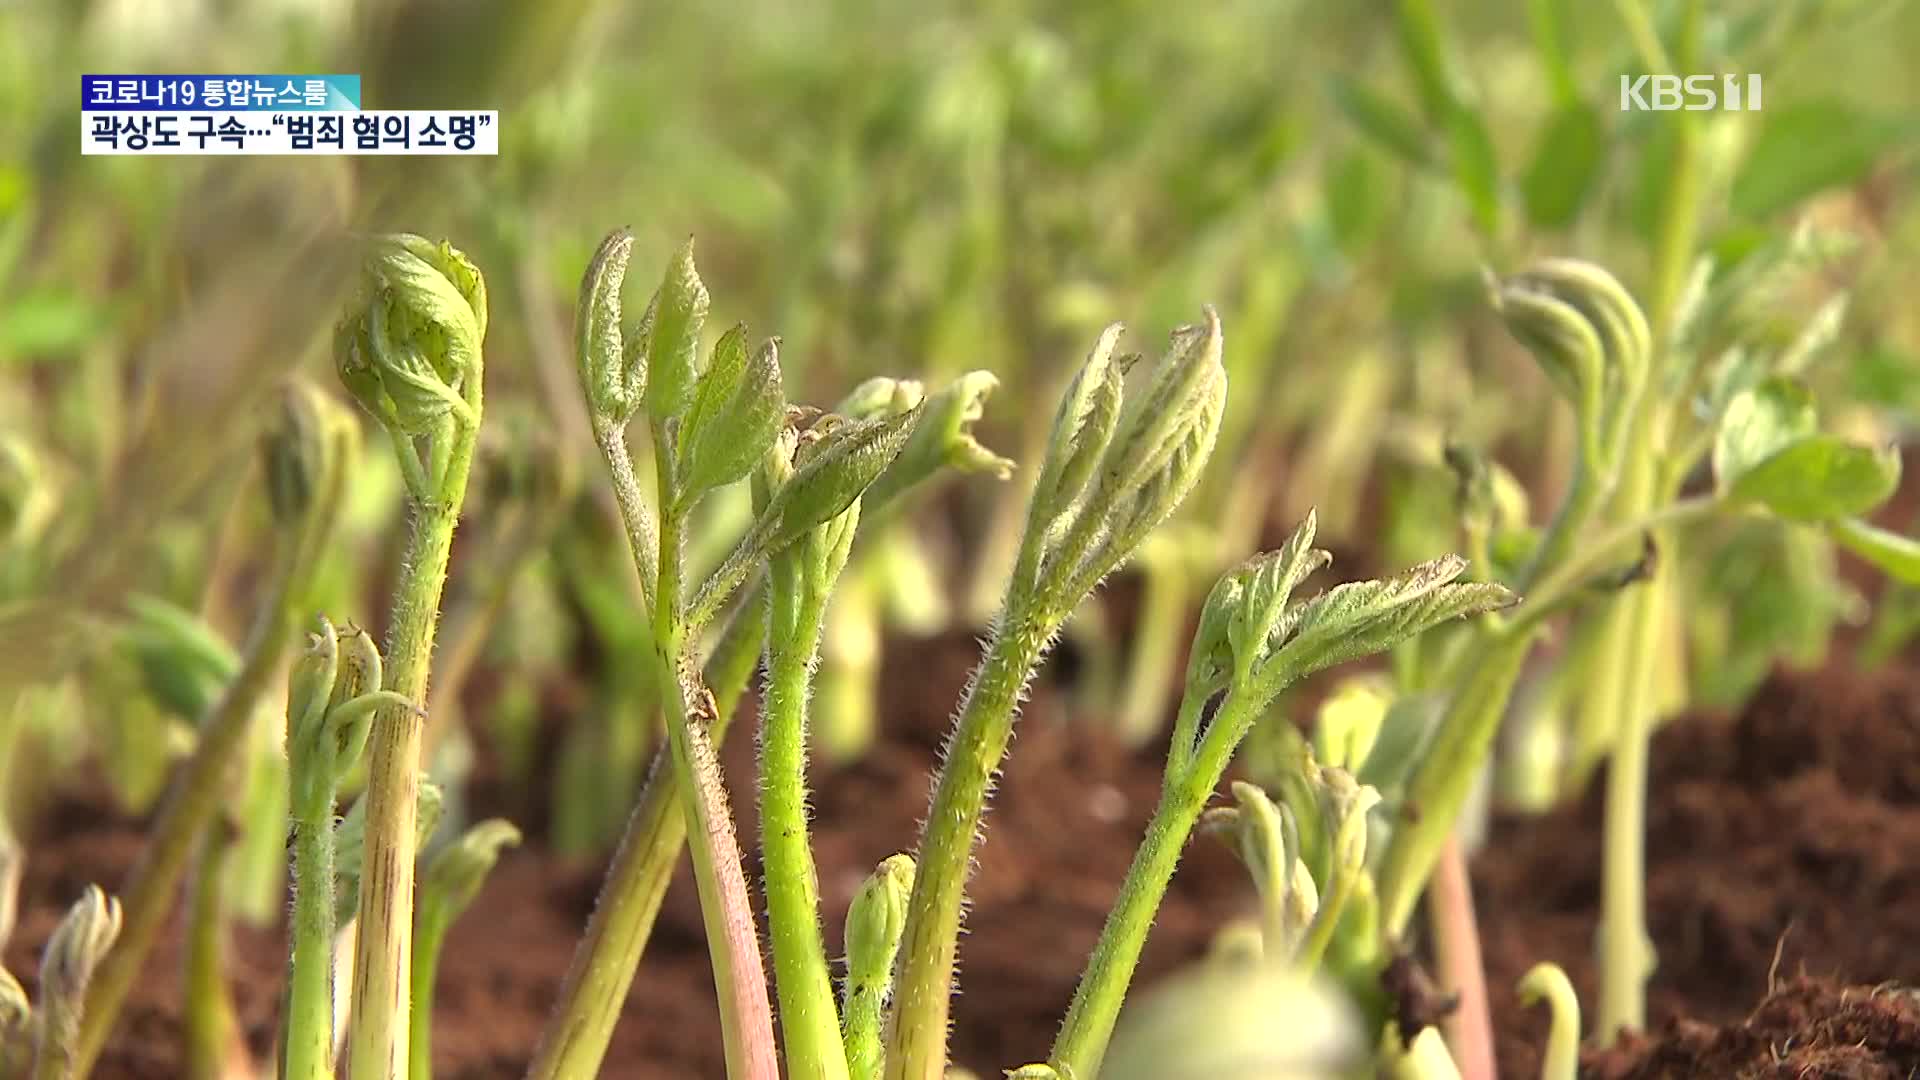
[761,581,850,1079]
[885,617,1055,1080]
[1048,696,1251,1077]
[286,756,340,1080]
[525,586,763,1080]
[349,500,463,1080]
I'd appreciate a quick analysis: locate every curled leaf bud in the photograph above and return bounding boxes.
[1029,323,1126,527]
[287,617,343,754]
[645,236,710,425]
[761,407,921,552]
[1102,962,1360,1080]
[422,819,522,919]
[575,227,642,425]
[865,370,1015,509]
[1492,259,1650,464]
[679,328,786,500]
[335,233,487,437]
[40,885,122,1010]
[844,853,915,990]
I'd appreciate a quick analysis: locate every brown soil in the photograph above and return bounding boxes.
[1477,662,1920,1078]
[12,635,1920,1077]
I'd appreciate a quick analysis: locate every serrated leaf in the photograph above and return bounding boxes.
[1731,101,1903,219]
[1264,557,1515,686]
[1226,512,1331,681]
[680,328,785,499]
[1713,377,1816,491]
[1832,517,1920,585]
[1522,103,1604,229]
[646,237,709,424]
[1730,437,1900,521]
[1327,76,1434,171]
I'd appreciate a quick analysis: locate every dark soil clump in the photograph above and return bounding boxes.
[1477,662,1920,1077]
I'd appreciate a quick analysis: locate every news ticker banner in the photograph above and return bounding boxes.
[82,74,497,156]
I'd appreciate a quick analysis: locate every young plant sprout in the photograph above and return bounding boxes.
[334,234,489,1080]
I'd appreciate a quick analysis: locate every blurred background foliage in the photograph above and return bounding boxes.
[1,0,1918,850]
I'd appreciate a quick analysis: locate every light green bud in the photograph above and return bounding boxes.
[40,885,122,1009]
[1029,324,1126,526]
[845,853,915,989]
[1312,678,1391,774]
[336,233,487,436]
[575,227,641,425]
[1102,309,1225,497]
[836,377,924,421]
[121,594,241,723]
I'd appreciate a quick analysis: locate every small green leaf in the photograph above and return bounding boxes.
[679,328,786,499]
[1326,76,1434,171]
[1713,377,1816,490]
[1446,107,1500,238]
[1832,517,1920,585]
[1730,438,1900,521]
[1393,0,1464,123]
[0,289,108,360]
[1731,101,1903,220]
[1522,103,1604,229]
[646,236,709,424]
[575,227,641,425]
[1226,512,1331,685]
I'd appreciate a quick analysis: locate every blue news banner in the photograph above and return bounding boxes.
[82,74,497,156]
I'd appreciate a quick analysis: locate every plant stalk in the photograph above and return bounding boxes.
[1427,836,1494,1080]
[349,501,464,1080]
[183,822,244,1080]
[286,744,341,1080]
[524,587,764,1080]
[884,617,1054,1080]
[761,580,851,1079]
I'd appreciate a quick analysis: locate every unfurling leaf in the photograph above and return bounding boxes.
[679,328,786,499]
[336,235,487,436]
[646,236,710,425]
[1262,556,1516,687]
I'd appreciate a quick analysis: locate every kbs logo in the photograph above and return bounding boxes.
[1618,74,1763,111]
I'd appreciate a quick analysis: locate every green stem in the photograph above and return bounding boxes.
[885,617,1055,1080]
[761,580,851,1079]
[286,760,341,1080]
[349,501,464,1080]
[1596,552,1667,1038]
[525,593,763,1080]
[1377,629,1532,937]
[1050,686,1264,1079]
[409,894,454,1080]
[183,822,241,1080]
